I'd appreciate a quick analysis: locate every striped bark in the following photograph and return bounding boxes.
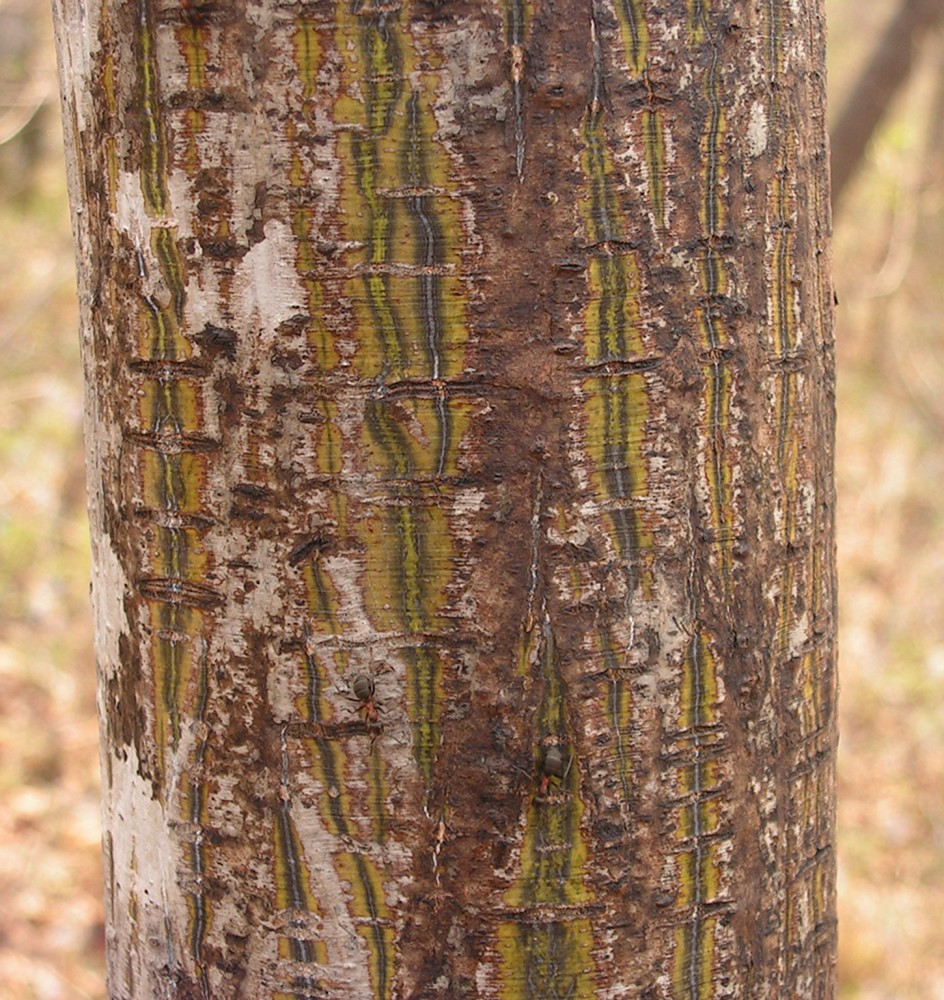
[53,1,836,997]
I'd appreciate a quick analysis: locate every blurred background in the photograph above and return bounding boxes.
[1,0,942,996]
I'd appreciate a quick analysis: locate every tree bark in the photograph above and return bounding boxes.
[53,1,836,998]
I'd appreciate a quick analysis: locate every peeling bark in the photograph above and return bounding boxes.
[53,1,836,998]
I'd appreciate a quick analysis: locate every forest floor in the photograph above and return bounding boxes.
[0,7,103,995]
[831,6,944,996]
[2,2,943,998]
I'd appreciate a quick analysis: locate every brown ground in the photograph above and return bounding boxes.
[832,6,944,995]
[1,1,941,997]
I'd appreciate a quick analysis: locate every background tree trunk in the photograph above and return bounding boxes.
[829,0,943,208]
[53,1,836,997]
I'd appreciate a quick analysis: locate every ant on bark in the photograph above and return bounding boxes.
[537,744,572,797]
[350,672,381,726]
[339,669,385,748]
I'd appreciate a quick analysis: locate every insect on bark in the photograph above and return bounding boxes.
[350,672,380,725]
[341,671,386,750]
[538,744,571,797]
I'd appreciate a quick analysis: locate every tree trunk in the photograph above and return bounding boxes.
[53,1,836,997]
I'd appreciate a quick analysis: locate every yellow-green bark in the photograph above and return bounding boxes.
[54,0,836,997]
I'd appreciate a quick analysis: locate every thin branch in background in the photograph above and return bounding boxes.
[887,41,944,431]
[830,0,942,209]
[0,87,51,147]
[862,32,943,301]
